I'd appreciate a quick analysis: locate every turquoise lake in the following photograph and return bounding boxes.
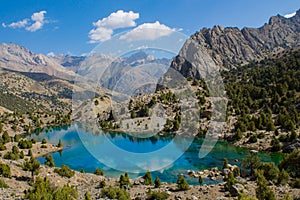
[32,126,283,185]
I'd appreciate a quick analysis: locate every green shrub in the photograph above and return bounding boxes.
[0,179,9,188]
[143,171,153,185]
[94,168,104,176]
[42,138,47,144]
[54,165,75,178]
[101,186,130,200]
[0,143,6,151]
[154,176,161,188]
[99,180,106,188]
[25,177,78,200]
[147,190,169,200]
[177,174,189,191]
[119,172,130,188]
[18,140,32,149]
[44,155,55,167]
[0,163,11,178]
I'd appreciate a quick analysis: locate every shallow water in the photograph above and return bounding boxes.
[32,126,283,185]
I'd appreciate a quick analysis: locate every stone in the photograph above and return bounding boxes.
[230,183,245,197]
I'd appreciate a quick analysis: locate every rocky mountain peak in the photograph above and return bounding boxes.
[171,9,300,77]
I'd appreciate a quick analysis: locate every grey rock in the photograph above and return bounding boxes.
[230,183,245,197]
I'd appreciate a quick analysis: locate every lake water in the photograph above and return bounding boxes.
[32,126,283,185]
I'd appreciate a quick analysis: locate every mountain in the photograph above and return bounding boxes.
[0,43,76,80]
[52,54,85,72]
[171,9,300,78]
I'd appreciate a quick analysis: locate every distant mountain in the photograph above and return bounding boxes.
[0,43,76,80]
[171,9,300,79]
[52,54,85,72]
[99,51,172,93]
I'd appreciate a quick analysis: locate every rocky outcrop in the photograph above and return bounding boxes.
[171,9,300,76]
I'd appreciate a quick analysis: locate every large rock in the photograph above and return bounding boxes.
[283,139,300,153]
[230,183,245,197]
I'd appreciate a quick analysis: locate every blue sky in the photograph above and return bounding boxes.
[0,0,299,56]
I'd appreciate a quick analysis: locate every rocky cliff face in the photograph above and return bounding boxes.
[171,9,300,78]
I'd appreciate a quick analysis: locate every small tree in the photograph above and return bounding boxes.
[84,191,91,200]
[2,131,10,144]
[119,172,130,188]
[277,169,289,186]
[94,168,104,176]
[42,138,47,144]
[242,153,261,176]
[177,174,189,191]
[0,163,11,178]
[224,172,235,191]
[255,170,275,200]
[57,139,63,148]
[22,157,40,182]
[143,171,153,185]
[223,158,229,169]
[44,155,55,167]
[154,176,161,188]
[198,175,203,186]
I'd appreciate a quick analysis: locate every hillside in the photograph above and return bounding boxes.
[0,43,76,80]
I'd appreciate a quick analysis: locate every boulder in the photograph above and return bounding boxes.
[230,183,245,197]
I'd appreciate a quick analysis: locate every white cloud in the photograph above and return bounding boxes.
[26,11,47,32]
[119,21,174,41]
[2,10,47,32]
[89,10,139,43]
[284,12,296,18]
[4,19,29,28]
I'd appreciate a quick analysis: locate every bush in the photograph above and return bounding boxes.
[154,176,161,188]
[54,165,75,178]
[94,168,104,176]
[101,186,130,200]
[255,170,276,200]
[277,169,289,185]
[18,140,32,149]
[99,180,106,188]
[258,162,279,182]
[143,171,153,185]
[279,150,300,177]
[14,134,21,142]
[44,155,55,167]
[177,174,189,191]
[224,172,235,191]
[147,190,169,200]
[25,177,78,200]
[42,138,47,144]
[0,163,11,178]
[0,143,6,151]
[2,131,10,144]
[0,179,8,188]
[119,172,130,188]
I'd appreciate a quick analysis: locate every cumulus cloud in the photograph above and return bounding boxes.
[2,19,29,28]
[2,10,47,32]
[119,21,174,41]
[284,12,296,18]
[26,11,47,32]
[89,10,139,43]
